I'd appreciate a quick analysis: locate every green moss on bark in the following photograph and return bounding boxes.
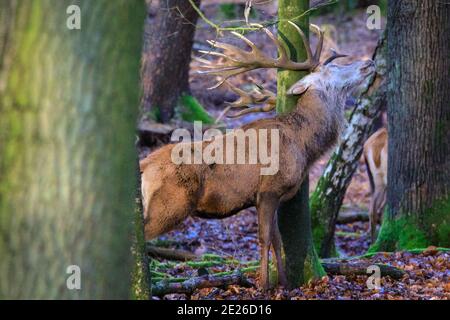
[177,95,215,124]
[310,174,330,253]
[276,0,325,287]
[370,197,450,252]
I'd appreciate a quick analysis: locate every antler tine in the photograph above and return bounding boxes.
[310,24,324,62]
[214,81,276,122]
[209,68,251,90]
[287,21,314,64]
[225,81,258,108]
[225,81,276,108]
[227,103,276,118]
[255,24,291,67]
[323,48,348,65]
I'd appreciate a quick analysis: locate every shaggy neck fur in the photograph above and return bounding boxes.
[280,89,346,164]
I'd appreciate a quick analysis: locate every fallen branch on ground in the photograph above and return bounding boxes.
[321,262,405,279]
[336,211,369,224]
[335,231,363,238]
[151,271,253,296]
[147,245,198,261]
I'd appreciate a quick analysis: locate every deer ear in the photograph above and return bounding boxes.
[286,83,310,96]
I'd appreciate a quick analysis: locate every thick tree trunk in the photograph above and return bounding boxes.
[310,33,387,258]
[141,0,201,123]
[276,0,325,288]
[372,0,450,251]
[0,0,146,299]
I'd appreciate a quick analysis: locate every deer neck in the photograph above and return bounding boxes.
[282,89,346,164]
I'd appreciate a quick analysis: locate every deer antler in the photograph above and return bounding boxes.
[215,81,276,123]
[323,48,348,65]
[198,22,324,89]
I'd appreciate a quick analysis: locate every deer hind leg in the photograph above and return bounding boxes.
[369,195,377,243]
[256,192,279,291]
[375,188,387,238]
[369,187,387,243]
[271,213,287,287]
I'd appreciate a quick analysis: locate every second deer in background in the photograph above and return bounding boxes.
[363,127,388,243]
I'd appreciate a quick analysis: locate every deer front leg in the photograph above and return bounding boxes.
[256,193,279,291]
[271,213,287,287]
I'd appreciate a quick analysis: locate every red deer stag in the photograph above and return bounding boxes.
[363,127,388,243]
[140,22,375,290]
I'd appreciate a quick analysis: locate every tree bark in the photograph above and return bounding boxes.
[0,0,145,299]
[131,163,152,299]
[372,0,450,251]
[276,0,325,288]
[310,33,387,258]
[141,0,201,123]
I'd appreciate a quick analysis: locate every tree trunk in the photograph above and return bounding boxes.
[310,33,387,258]
[372,0,450,251]
[0,0,146,299]
[141,0,201,123]
[276,0,325,288]
[131,163,152,299]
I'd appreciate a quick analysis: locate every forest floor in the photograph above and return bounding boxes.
[147,6,449,300]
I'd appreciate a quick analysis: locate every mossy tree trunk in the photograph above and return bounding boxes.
[141,0,201,123]
[0,0,146,299]
[371,0,450,251]
[310,33,387,258]
[276,0,325,287]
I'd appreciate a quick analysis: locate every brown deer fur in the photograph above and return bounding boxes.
[363,127,388,243]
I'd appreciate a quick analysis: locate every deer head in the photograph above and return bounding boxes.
[287,58,375,108]
[287,46,375,96]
